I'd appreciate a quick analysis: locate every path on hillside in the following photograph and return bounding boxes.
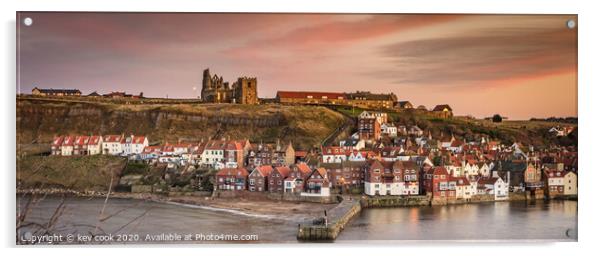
[321,108,356,147]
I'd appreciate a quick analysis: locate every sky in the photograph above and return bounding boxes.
[17,13,577,120]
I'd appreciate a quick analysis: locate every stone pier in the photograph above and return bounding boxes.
[297,198,361,241]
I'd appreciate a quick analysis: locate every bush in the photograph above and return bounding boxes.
[123,162,149,175]
[492,114,503,123]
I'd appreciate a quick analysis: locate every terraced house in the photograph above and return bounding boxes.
[248,165,273,192]
[215,167,248,191]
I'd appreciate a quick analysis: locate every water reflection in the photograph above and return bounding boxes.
[338,200,577,241]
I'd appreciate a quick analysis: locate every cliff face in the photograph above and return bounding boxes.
[16,98,346,149]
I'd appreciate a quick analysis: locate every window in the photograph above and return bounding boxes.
[439,182,448,191]
[249,179,255,185]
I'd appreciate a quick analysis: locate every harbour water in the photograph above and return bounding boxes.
[338,200,577,242]
[16,196,577,244]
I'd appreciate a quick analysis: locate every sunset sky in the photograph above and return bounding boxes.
[17,13,577,119]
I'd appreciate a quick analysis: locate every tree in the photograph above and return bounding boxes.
[492,114,503,123]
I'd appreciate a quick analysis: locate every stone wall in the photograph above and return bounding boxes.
[213,190,339,204]
[360,195,430,208]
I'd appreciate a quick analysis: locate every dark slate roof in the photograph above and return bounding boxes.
[343,138,360,147]
[345,91,398,101]
[433,104,453,111]
[397,101,413,107]
[500,160,527,173]
[35,88,81,94]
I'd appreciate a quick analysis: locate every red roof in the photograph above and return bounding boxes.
[225,141,243,151]
[277,91,345,99]
[478,177,498,185]
[162,145,175,152]
[312,168,328,179]
[74,136,90,146]
[216,167,249,177]
[450,176,470,186]
[103,135,122,143]
[273,166,291,177]
[205,140,227,150]
[173,143,192,148]
[294,163,313,176]
[254,165,274,176]
[132,136,147,144]
[428,166,448,176]
[295,151,308,157]
[143,146,161,153]
[62,136,75,146]
[52,136,64,146]
[88,136,101,145]
[322,146,345,155]
[450,140,464,147]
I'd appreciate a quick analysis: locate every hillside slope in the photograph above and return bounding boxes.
[335,107,577,149]
[16,97,346,150]
[17,155,126,191]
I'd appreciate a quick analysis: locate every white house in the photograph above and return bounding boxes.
[478,177,508,200]
[321,146,347,163]
[563,171,578,196]
[359,111,388,125]
[463,162,480,177]
[60,136,75,156]
[448,140,464,153]
[452,177,472,199]
[173,144,190,155]
[493,177,509,200]
[102,135,123,155]
[478,162,492,177]
[339,138,365,151]
[87,136,103,155]
[445,161,463,177]
[380,123,398,137]
[200,140,226,168]
[347,150,367,162]
[124,135,148,155]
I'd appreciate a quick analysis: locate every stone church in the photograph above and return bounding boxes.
[201,68,258,104]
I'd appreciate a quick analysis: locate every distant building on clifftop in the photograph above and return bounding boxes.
[31,87,82,97]
[275,90,398,109]
[201,68,258,104]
